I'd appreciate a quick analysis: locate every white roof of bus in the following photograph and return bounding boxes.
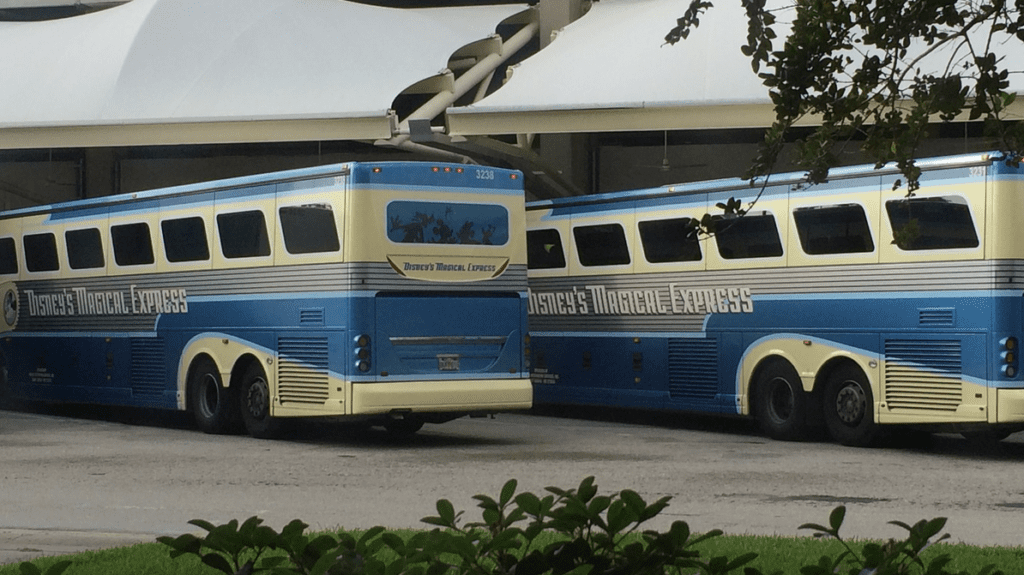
[0,0,525,148]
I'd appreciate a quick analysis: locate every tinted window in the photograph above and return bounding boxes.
[885,196,979,250]
[280,205,340,254]
[713,214,783,259]
[574,223,630,266]
[387,201,509,245]
[162,217,210,262]
[217,210,271,258]
[793,204,874,255]
[111,223,154,266]
[0,237,17,274]
[527,229,566,269]
[638,217,702,263]
[24,233,59,272]
[66,228,105,269]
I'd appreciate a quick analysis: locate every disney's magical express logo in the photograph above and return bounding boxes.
[22,285,188,318]
[1,282,17,332]
[528,284,753,316]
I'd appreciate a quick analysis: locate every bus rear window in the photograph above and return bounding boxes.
[66,228,105,269]
[886,196,979,250]
[24,232,59,272]
[0,237,17,274]
[713,214,784,259]
[574,223,630,266]
[638,217,702,263]
[280,205,340,254]
[387,201,508,245]
[793,204,874,255]
[218,210,271,258]
[527,229,566,269]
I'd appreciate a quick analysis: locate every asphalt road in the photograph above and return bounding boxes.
[3,403,1024,565]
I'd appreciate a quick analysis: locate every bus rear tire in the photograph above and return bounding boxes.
[189,358,238,435]
[823,364,878,447]
[240,362,280,439]
[754,360,807,441]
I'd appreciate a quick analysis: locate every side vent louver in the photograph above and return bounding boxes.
[277,337,330,405]
[668,338,718,400]
[884,339,962,412]
[130,338,166,397]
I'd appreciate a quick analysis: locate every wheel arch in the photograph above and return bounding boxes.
[230,353,269,392]
[181,352,221,411]
[745,353,799,417]
[177,334,274,411]
[812,355,870,396]
[740,337,878,417]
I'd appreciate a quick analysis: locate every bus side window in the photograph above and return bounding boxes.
[713,213,783,259]
[638,217,702,263]
[24,232,60,272]
[111,223,154,266]
[527,229,566,269]
[885,196,979,250]
[279,205,340,254]
[793,204,874,255]
[0,237,18,274]
[162,217,210,262]
[66,228,106,269]
[217,210,271,258]
[573,223,630,266]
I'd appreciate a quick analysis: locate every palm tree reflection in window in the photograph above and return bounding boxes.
[387,202,509,246]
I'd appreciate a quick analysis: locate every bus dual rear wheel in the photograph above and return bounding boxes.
[754,361,807,441]
[189,358,238,435]
[240,362,280,439]
[823,364,879,447]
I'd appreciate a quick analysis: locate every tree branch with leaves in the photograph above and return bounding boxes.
[666,0,1024,195]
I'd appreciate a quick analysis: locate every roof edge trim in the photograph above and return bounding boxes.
[0,114,398,149]
[448,103,787,136]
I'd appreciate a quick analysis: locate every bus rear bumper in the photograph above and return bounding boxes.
[351,378,533,415]
[996,387,1024,423]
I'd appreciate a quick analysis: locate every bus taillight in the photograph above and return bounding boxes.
[355,334,371,373]
[1001,337,1018,377]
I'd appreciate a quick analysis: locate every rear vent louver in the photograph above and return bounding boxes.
[884,339,962,412]
[918,308,955,327]
[668,338,718,400]
[277,337,330,405]
[299,308,325,326]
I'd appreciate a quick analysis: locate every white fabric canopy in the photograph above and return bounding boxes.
[0,0,525,148]
[448,0,777,135]
[448,0,1024,136]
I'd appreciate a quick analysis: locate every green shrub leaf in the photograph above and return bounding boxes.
[500,478,518,506]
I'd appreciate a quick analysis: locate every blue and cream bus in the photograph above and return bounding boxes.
[0,161,532,438]
[526,151,1024,446]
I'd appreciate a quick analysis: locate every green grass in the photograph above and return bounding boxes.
[3,531,1023,575]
